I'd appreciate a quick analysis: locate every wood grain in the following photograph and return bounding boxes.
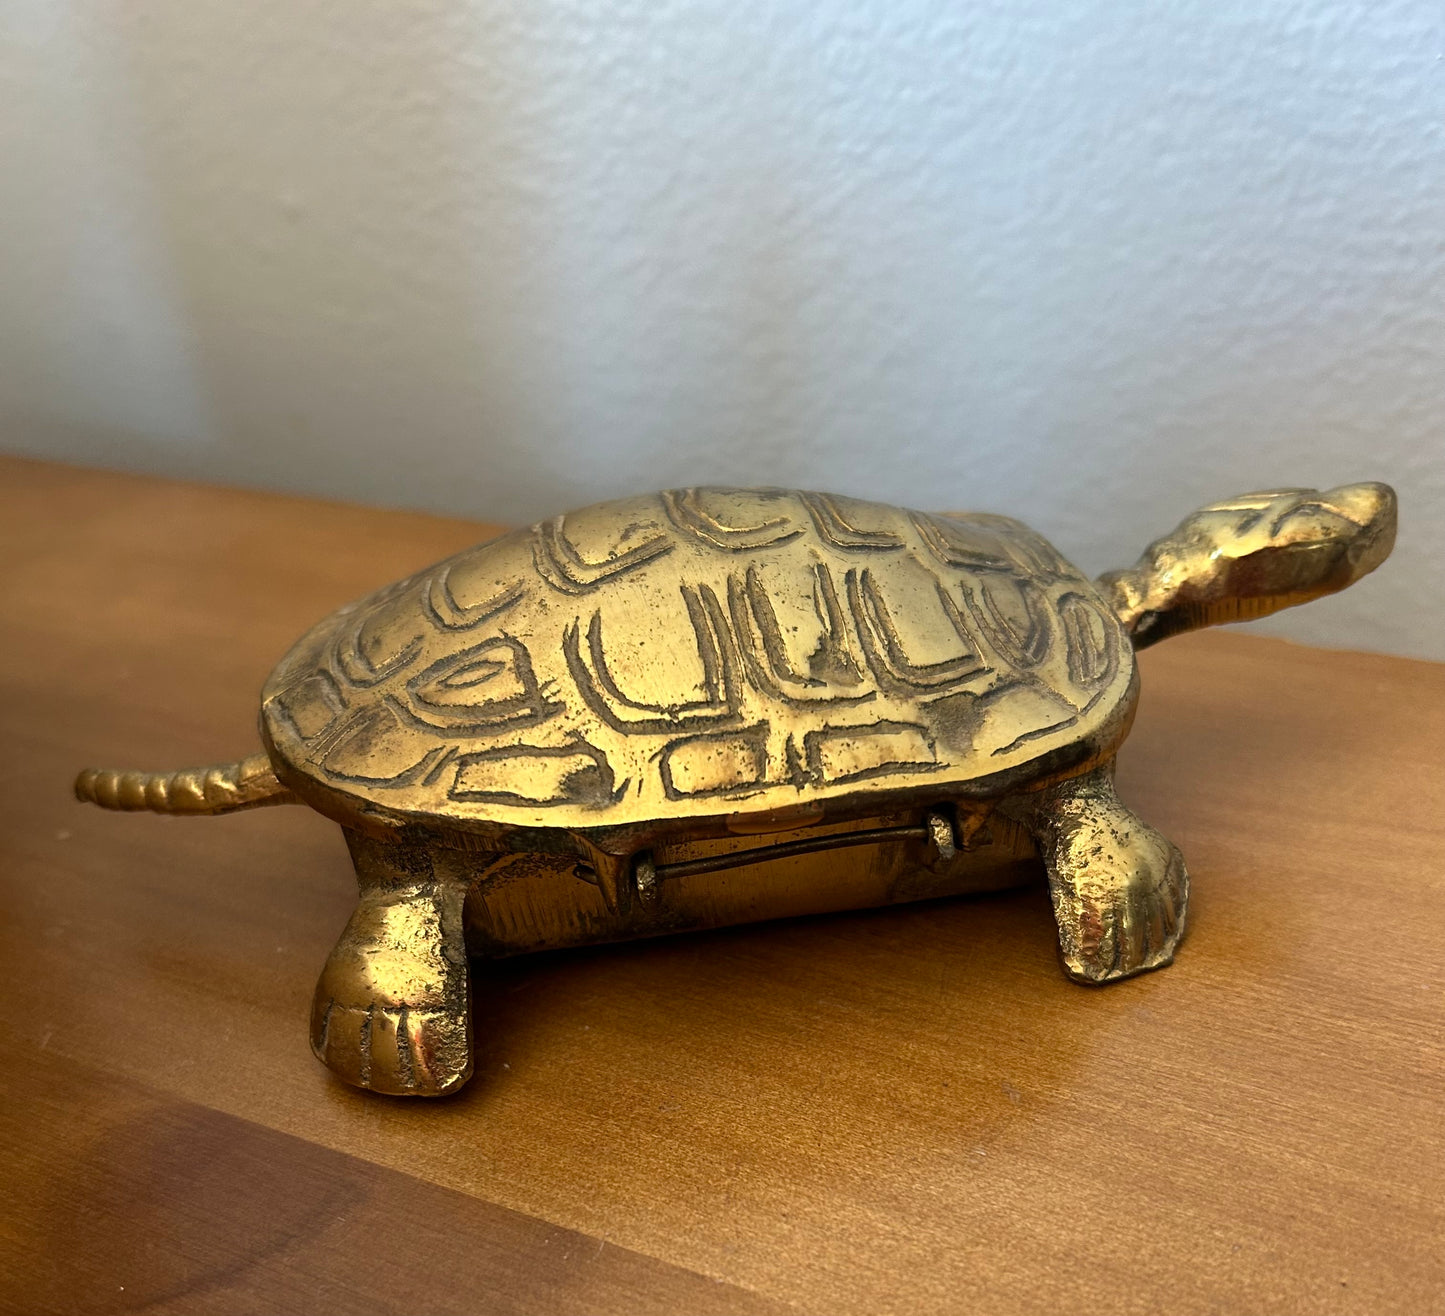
[1,454,1442,1315]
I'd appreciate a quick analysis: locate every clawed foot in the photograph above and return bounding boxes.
[1022,765,1189,984]
[311,877,472,1096]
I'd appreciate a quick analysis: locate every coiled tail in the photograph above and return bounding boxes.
[74,752,296,815]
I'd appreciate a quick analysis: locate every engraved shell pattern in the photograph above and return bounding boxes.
[260,488,1135,829]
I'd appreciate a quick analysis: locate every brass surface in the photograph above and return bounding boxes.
[256,489,1140,835]
[74,751,294,814]
[1098,482,1397,647]
[76,482,1396,1096]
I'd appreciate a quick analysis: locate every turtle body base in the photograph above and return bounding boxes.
[309,766,1188,1096]
[464,805,1042,959]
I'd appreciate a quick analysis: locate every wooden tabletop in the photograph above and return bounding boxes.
[1,455,1441,1316]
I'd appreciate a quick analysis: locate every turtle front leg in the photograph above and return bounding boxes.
[310,830,473,1096]
[1012,763,1188,983]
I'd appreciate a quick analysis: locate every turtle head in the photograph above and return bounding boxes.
[1099,481,1397,649]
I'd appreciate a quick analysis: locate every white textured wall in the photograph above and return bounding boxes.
[2,0,1442,657]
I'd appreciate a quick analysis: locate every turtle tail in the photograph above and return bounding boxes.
[74,752,296,816]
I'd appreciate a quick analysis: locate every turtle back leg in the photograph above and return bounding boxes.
[311,830,473,1096]
[1011,763,1187,983]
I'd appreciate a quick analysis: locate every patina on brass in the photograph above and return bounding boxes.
[76,483,1397,1097]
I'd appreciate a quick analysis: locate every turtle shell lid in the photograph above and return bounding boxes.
[261,488,1137,840]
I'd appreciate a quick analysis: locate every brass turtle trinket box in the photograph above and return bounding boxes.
[77,483,1396,1097]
